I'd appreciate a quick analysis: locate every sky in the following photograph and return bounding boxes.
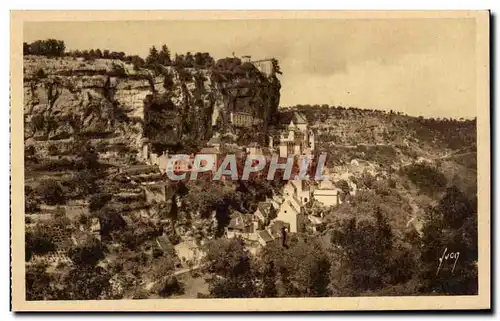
[24,18,477,119]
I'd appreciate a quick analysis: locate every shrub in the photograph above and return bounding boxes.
[26,228,56,257]
[68,238,105,266]
[38,180,66,205]
[47,144,59,156]
[24,39,66,57]
[25,186,40,213]
[401,162,447,196]
[152,248,164,259]
[35,68,47,79]
[25,145,36,157]
[89,193,112,212]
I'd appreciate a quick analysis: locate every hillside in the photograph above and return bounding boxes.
[278,104,477,224]
[23,44,477,300]
[23,50,284,300]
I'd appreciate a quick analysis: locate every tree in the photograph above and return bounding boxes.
[420,186,478,294]
[129,55,145,71]
[184,52,194,67]
[336,179,350,195]
[47,144,59,156]
[194,52,205,67]
[26,263,59,300]
[282,239,331,297]
[26,39,65,57]
[260,260,278,297]
[69,237,106,266]
[173,54,185,67]
[89,193,112,212]
[23,42,30,55]
[38,180,66,205]
[159,44,172,65]
[401,162,447,196]
[202,238,257,298]
[60,266,111,300]
[271,58,282,75]
[146,45,159,66]
[331,208,395,294]
[89,49,97,59]
[98,207,127,239]
[159,276,184,297]
[258,236,331,297]
[25,185,40,213]
[26,227,56,259]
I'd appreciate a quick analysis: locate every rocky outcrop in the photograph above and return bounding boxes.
[24,55,281,162]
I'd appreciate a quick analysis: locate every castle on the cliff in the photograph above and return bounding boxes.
[241,55,275,77]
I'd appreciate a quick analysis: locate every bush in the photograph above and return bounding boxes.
[68,238,105,266]
[159,276,184,297]
[47,144,59,156]
[152,248,164,258]
[26,228,56,258]
[25,145,36,157]
[38,180,66,205]
[109,63,127,77]
[24,39,66,57]
[401,162,447,196]
[35,68,47,79]
[89,193,112,212]
[25,186,40,213]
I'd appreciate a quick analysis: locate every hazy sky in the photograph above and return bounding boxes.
[25,18,477,118]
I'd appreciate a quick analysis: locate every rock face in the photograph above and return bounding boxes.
[24,55,281,161]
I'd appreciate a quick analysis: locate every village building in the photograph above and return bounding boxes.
[225,212,259,241]
[306,215,325,233]
[257,230,274,247]
[155,234,176,256]
[257,220,290,247]
[207,135,222,152]
[269,194,284,210]
[175,240,205,265]
[120,164,158,176]
[269,111,315,158]
[284,180,311,206]
[254,201,276,228]
[230,111,255,128]
[275,196,302,233]
[312,179,342,207]
[246,142,260,155]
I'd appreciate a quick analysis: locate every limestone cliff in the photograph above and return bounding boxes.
[24,55,281,162]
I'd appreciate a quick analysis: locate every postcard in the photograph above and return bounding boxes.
[10,10,490,311]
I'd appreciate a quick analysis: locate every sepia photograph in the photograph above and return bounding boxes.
[10,10,490,311]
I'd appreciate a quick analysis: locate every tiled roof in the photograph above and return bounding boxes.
[293,111,308,124]
[156,235,173,252]
[257,202,272,216]
[227,212,253,230]
[122,165,158,175]
[269,220,290,237]
[278,111,294,125]
[208,136,222,145]
[200,147,219,154]
[308,215,323,225]
[258,230,274,243]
